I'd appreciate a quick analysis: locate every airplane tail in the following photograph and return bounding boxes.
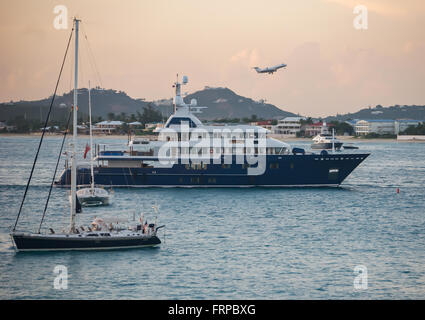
[252,67,261,73]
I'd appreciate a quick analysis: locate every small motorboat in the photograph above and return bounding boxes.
[343,143,359,150]
[311,122,343,151]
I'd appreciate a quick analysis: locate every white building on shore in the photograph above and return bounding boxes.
[394,120,422,134]
[354,119,423,135]
[354,120,395,135]
[273,116,305,136]
[94,120,124,134]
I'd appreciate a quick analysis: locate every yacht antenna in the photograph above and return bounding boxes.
[173,73,179,113]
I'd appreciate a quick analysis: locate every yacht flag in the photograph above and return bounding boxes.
[84,143,90,159]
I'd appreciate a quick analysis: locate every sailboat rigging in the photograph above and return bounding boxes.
[75,81,111,206]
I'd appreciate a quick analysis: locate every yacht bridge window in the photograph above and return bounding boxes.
[166,117,197,128]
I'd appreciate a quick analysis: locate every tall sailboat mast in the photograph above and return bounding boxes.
[70,18,80,233]
[88,80,95,192]
[74,79,110,207]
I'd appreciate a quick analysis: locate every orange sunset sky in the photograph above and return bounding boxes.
[1,0,424,116]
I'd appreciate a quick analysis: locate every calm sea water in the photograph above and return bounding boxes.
[0,136,424,299]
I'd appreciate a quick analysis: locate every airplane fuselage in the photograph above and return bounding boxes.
[253,63,286,74]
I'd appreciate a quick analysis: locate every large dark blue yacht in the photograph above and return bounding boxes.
[56,75,369,188]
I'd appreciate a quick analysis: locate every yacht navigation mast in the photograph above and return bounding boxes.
[172,74,187,113]
[172,74,206,115]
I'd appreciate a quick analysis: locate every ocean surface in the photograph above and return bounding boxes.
[0,136,424,299]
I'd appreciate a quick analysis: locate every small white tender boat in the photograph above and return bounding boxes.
[76,187,110,206]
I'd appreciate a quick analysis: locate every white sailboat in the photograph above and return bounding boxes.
[76,81,111,206]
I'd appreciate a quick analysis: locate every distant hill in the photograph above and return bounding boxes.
[325,105,425,122]
[0,89,149,122]
[0,87,294,122]
[150,87,295,120]
[4,88,423,124]
[183,87,295,120]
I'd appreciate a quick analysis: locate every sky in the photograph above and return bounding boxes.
[1,0,424,117]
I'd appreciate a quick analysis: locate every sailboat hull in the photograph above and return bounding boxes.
[79,196,109,206]
[11,233,161,252]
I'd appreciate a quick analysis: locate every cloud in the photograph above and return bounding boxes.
[230,49,260,67]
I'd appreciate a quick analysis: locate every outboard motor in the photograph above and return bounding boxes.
[292,147,305,155]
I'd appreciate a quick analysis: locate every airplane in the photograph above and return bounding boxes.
[252,63,287,74]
